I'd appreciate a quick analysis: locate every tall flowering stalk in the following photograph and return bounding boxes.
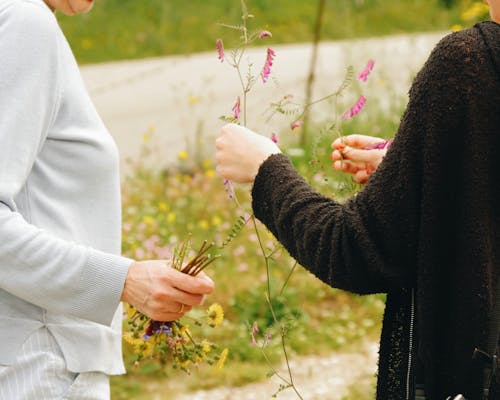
[216,2,376,398]
[217,2,304,398]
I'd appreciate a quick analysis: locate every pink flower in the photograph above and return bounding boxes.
[223,179,235,199]
[258,30,272,39]
[263,330,271,347]
[216,39,224,63]
[271,132,278,143]
[342,95,367,119]
[261,48,275,83]
[290,120,304,130]
[357,59,375,83]
[232,96,241,121]
[250,321,259,346]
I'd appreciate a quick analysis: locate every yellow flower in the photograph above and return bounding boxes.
[122,332,141,347]
[142,215,155,225]
[206,303,224,327]
[204,169,216,178]
[202,159,213,169]
[140,340,154,357]
[126,305,136,319]
[461,1,489,22]
[178,150,189,161]
[198,219,209,230]
[179,324,188,334]
[211,215,222,226]
[167,212,176,224]
[81,38,93,49]
[142,133,151,142]
[158,202,169,212]
[195,341,212,363]
[123,332,153,357]
[451,24,463,32]
[216,348,229,370]
[201,340,212,355]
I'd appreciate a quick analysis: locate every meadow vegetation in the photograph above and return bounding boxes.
[111,95,405,398]
[57,0,484,64]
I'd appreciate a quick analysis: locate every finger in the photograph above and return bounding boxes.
[341,134,386,148]
[333,160,364,175]
[331,150,343,161]
[354,170,370,184]
[154,285,205,307]
[331,138,346,150]
[173,302,192,314]
[341,146,382,164]
[197,271,215,286]
[167,267,215,295]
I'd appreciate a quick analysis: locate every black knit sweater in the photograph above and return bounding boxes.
[252,22,500,400]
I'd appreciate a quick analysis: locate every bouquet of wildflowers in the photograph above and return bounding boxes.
[123,239,228,373]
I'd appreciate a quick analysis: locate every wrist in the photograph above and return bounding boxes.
[120,261,138,303]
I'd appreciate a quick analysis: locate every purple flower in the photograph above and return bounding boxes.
[357,59,375,83]
[216,39,224,63]
[261,48,275,83]
[342,95,367,120]
[232,96,241,121]
[263,330,271,347]
[271,132,278,143]
[364,138,394,150]
[156,323,172,336]
[258,30,272,39]
[223,179,235,199]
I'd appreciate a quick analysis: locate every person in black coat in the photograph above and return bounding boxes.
[215,1,500,398]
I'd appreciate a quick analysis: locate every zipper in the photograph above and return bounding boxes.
[406,288,416,400]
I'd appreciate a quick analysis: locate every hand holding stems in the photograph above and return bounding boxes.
[215,123,281,183]
[331,134,391,184]
[121,260,215,322]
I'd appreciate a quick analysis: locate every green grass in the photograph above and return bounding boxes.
[56,0,473,64]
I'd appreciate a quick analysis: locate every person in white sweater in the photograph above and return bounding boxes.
[0,0,215,398]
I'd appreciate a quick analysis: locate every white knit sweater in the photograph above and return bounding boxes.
[0,0,133,373]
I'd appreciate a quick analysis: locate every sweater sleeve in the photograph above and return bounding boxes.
[0,2,132,326]
[252,31,473,294]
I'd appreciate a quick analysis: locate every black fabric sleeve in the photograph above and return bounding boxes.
[251,31,474,294]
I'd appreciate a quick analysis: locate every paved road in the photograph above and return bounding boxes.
[80,31,446,172]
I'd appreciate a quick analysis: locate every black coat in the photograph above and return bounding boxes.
[251,21,500,400]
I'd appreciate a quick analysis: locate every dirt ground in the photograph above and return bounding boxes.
[170,341,379,400]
